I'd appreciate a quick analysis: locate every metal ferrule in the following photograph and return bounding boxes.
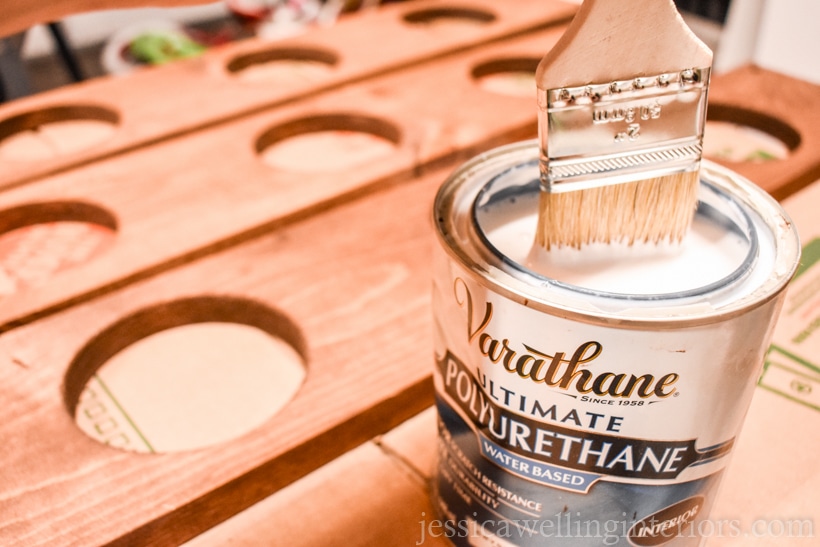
[538,67,710,192]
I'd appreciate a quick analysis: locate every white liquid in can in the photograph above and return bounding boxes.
[486,197,748,296]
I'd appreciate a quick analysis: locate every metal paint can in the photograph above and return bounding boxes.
[431,140,800,546]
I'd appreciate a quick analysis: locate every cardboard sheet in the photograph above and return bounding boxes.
[709,179,820,545]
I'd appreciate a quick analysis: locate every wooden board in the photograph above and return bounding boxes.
[0,21,573,547]
[0,0,576,190]
[0,165,445,546]
[0,26,567,332]
[707,65,820,200]
[184,436,448,547]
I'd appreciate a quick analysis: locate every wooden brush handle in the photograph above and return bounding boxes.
[537,0,712,89]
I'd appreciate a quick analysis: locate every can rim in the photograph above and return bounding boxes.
[433,140,801,328]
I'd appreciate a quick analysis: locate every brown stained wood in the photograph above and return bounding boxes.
[707,65,820,200]
[0,26,567,332]
[379,406,439,480]
[183,410,443,547]
[0,166,445,546]
[0,0,576,190]
[183,440,448,547]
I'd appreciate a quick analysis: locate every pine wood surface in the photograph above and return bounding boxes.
[0,164,446,546]
[706,65,820,200]
[0,0,576,191]
[185,411,445,547]
[0,25,567,333]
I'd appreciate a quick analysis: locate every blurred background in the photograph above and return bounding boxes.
[1,0,817,101]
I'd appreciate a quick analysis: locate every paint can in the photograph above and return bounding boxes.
[430,140,800,546]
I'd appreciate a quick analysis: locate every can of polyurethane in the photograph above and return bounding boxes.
[430,140,800,547]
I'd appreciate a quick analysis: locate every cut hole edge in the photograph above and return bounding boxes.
[64,295,309,422]
[706,104,801,159]
[226,45,340,74]
[255,112,402,154]
[0,104,120,145]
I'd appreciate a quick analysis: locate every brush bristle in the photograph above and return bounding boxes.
[535,171,700,250]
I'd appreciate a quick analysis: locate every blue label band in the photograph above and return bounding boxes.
[478,433,601,493]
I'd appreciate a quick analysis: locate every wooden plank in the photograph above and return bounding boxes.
[183,440,448,547]
[0,166,444,546]
[182,408,455,547]
[0,0,576,190]
[378,406,439,481]
[706,65,820,200]
[180,409,450,547]
[0,26,567,332]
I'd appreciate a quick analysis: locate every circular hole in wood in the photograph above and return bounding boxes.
[226,46,339,85]
[256,113,401,173]
[0,201,117,296]
[471,57,539,97]
[402,6,496,27]
[704,104,799,163]
[0,105,119,162]
[66,296,307,453]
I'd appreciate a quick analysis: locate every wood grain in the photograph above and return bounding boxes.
[0,26,567,332]
[0,0,576,191]
[184,438,448,547]
[0,165,445,546]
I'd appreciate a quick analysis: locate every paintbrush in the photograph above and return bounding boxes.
[534,0,712,250]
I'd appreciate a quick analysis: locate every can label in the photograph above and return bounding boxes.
[432,257,779,546]
[431,144,799,546]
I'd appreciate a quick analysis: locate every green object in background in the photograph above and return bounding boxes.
[794,238,820,280]
[745,149,778,162]
[128,32,207,65]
